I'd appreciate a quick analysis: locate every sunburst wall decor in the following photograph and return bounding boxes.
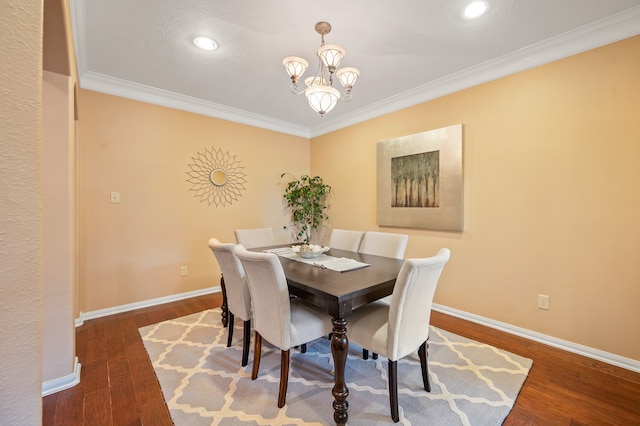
[186,147,247,207]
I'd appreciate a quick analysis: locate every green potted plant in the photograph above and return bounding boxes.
[281,173,332,244]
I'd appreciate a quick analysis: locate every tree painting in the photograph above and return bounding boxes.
[391,150,439,207]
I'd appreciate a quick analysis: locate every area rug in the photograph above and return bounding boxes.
[139,308,532,425]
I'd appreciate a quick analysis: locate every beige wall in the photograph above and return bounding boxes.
[0,0,44,423]
[76,36,639,363]
[311,35,640,361]
[77,91,309,312]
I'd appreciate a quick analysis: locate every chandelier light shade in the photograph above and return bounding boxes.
[305,85,341,116]
[283,56,309,93]
[336,67,359,101]
[283,21,359,116]
[318,44,345,71]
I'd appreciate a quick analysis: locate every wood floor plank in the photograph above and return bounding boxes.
[120,314,143,350]
[43,292,640,425]
[83,388,112,426]
[75,325,87,364]
[51,383,86,426]
[108,341,141,425]
[82,355,109,395]
[126,340,172,425]
[42,391,59,424]
[84,319,108,363]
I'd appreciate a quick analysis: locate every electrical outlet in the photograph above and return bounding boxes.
[537,294,550,310]
[180,266,188,277]
[110,191,120,204]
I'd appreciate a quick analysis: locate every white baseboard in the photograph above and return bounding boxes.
[42,356,81,396]
[76,286,221,325]
[73,288,638,374]
[432,303,640,374]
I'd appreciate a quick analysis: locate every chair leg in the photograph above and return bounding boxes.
[252,332,262,380]
[241,319,251,367]
[278,349,290,408]
[226,312,235,348]
[220,275,229,327]
[388,360,399,422]
[418,340,431,392]
[362,348,379,360]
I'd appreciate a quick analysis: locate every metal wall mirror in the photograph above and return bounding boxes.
[186,146,247,207]
[210,169,228,186]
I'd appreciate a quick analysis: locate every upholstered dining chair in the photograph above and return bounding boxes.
[234,227,276,249]
[358,231,409,259]
[358,231,409,359]
[234,244,333,408]
[328,229,364,251]
[346,248,451,422]
[208,238,252,367]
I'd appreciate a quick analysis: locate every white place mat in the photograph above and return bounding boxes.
[263,247,370,272]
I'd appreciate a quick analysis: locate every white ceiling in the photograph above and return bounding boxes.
[70,0,640,137]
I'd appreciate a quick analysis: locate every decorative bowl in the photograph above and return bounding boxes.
[292,244,330,259]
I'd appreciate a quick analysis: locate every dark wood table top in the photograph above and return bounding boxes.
[264,246,404,318]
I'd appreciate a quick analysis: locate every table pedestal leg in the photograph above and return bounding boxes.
[331,317,349,425]
[220,275,229,327]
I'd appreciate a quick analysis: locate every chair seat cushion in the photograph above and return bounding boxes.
[289,299,333,348]
[347,301,390,358]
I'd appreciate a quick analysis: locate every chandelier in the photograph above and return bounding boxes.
[283,21,360,116]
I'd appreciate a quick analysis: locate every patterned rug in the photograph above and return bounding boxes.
[139,308,532,425]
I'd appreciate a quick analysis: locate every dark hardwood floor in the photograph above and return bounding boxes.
[43,292,640,425]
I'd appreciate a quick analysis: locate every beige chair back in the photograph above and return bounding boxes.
[328,229,364,251]
[233,245,293,349]
[388,248,450,360]
[234,227,275,249]
[208,238,251,321]
[359,231,409,259]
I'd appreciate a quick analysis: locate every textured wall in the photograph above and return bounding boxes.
[0,0,44,423]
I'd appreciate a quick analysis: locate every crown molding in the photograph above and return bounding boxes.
[69,0,310,138]
[71,3,640,138]
[308,6,640,137]
[79,72,312,138]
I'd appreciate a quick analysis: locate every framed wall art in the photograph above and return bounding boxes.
[376,124,463,231]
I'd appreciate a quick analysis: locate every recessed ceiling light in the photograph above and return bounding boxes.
[464,1,488,19]
[193,36,218,51]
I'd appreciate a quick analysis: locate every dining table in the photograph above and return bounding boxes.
[220,245,404,425]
